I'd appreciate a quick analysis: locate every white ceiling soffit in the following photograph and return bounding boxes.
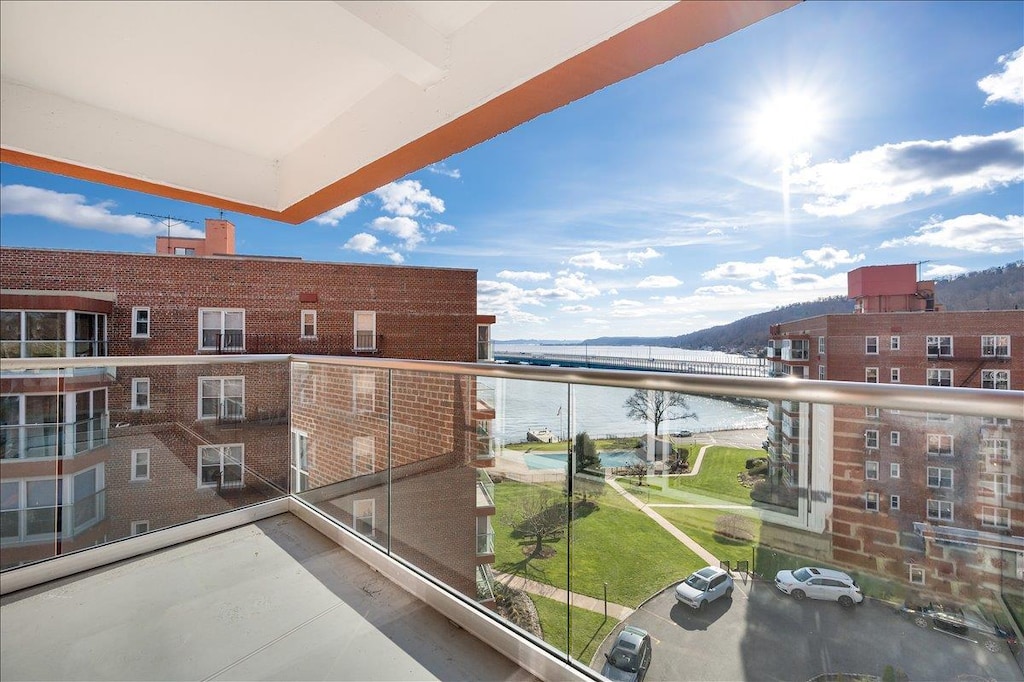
[0,1,798,224]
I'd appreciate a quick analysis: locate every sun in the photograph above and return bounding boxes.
[751,90,825,158]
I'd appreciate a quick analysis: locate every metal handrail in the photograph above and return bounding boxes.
[3,353,1021,420]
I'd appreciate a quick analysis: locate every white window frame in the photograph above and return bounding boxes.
[890,368,901,383]
[131,307,150,338]
[864,430,879,449]
[353,498,375,537]
[927,412,952,422]
[352,435,374,476]
[130,520,150,535]
[890,336,900,351]
[926,433,953,456]
[130,448,150,481]
[865,336,878,354]
[198,308,245,351]
[980,473,1009,497]
[300,310,317,339]
[865,460,879,481]
[818,336,826,354]
[818,366,826,380]
[909,565,924,585]
[197,443,244,489]
[981,335,1010,358]
[890,431,901,447]
[865,367,879,383]
[292,429,309,494]
[131,378,150,410]
[981,370,1009,390]
[197,376,245,421]
[926,368,952,387]
[354,311,376,351]
[890,463,900,478]
[927,466,953,489]
[927,499,953,521]
[865,492,879,512]
[981,506,1010,529]
[353,371,376,414]
[983,438,1011,461]
[865,406,879,419]
[926,335,953,357]
[890,495,901,511]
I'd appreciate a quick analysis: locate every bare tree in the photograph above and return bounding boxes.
[499,487,569,557]
[623,389,696,436]
[569,432,605,504]
[623,461,650,487]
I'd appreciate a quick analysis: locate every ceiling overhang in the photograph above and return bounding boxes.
[0,1,798,224]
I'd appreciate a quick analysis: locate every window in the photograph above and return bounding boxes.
[291,430,309,493]
[890,463,901,478]
[890,495,901,511]
[982,438,1010,461]
[927,467,953,489]
[865,492,879,512]
[354,311,376,351]
[353,498,375,537]
[926,434,953,456]
[197,444,244,488]
[890,368,901,383]
[477,324,493,361]
[984,417,1011,427]
[890,336,900,351]
[865,430,879,449]
[981,335,1010,357]
[909,565,924,585]
[979,474,1009,496]
[818,366,826,380]
[818,336,826,354]
[130,449,150,481]
[353,371,375,413]
[300,310,317,338]
[865,406,879,419]
[131,378,150,410]
[865,336,878,354]
[865,461,879,480]
[926,335,952,357]
[352,436,374,475]
[981,370,1009,390]
[199,308,244,351]
[927,412,952,422]
[890,431,901,447]
[173,247,195,255]
[131,307,150,338]
[981,507,1010,529]
[865,367,878,383]
[927,499,953,521]
[1,478,59,540]
[198,377,244,420]
[131,520,150,535]
[926,368,952,387]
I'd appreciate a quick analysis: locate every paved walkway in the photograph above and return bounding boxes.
[494,572,635,620]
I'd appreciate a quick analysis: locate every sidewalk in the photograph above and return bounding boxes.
[494,571,635,621]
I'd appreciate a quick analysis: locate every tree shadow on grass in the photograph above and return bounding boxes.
[573,619,611,662]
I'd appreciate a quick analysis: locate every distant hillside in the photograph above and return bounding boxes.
[584,261,1023,353]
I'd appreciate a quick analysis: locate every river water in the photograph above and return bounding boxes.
[492,344,768,444]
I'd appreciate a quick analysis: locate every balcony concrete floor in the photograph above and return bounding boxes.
[0,514,535,681]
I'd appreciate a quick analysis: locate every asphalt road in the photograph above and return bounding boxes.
[597,578,1023,682]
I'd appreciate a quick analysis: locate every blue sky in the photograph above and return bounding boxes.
[1,1,1022,341]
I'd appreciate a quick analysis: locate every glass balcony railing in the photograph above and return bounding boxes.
[2,353,1022,682]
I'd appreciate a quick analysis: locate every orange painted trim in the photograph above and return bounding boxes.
[2,1,798,225]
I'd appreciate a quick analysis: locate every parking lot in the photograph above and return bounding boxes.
[596,577,1023,681]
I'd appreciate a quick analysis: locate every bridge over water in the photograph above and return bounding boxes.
[493,351,769,377]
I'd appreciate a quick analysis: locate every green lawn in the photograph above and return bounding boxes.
[656,506,761,566]
[617,446,760,505]
[494,480,703,607]
[529,593,618,665]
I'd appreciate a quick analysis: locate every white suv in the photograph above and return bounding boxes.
[774,567,864,607]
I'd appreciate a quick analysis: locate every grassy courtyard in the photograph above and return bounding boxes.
[529,593,619,665]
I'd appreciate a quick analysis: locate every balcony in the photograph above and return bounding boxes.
[1,354,1022,681]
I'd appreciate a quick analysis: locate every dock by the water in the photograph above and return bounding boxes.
[493,351,768,377]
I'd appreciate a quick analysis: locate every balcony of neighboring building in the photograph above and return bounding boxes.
[1,305,110,360]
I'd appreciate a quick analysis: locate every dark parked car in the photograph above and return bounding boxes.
[601,625,652,682]
[899,602,1019,653]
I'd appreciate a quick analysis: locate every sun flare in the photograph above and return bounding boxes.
[752,91,824,157]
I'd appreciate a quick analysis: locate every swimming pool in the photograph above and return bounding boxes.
[522,450,643,471]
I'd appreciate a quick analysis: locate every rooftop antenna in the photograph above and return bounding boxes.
[137,213,199,249]
[916,260,932,281]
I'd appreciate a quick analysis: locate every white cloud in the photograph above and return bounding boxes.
[428,163,462,179]
[498,270,551,282]
[637,275,682,289]
[536,272,601,301]
[569,250,624,270]
[627,247,661,265]
[880,213,1024,254]
[707,228,724,236]
[343,232,404,263]
[560,305,593,313]
[373,180,445,217]
[790,129,1024,217]
[477,280,546,324]
[371,216,423,249]
[427,222,455,234]
[312,198,361,225]
[694,285,749,296]
[702,256,810,281]
[923,264,968,278]
[978,46,1024,106]
[802,246,865,269]
[609,299,649,318]
[0,184,203,238]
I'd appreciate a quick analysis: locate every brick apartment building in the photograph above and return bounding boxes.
[0,219,498,603]
[768,264,1023,604]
